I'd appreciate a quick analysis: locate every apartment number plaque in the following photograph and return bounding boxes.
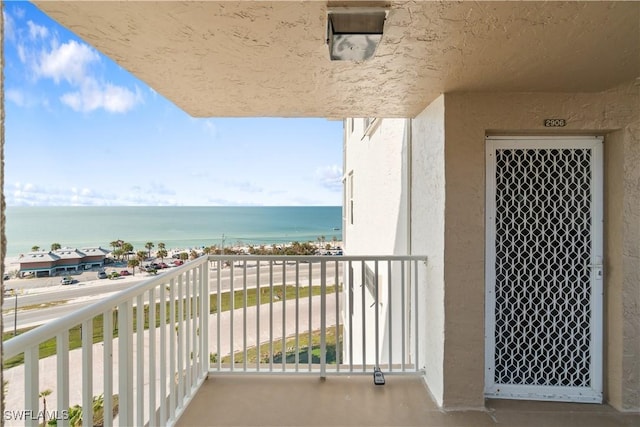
[544,119,566,127]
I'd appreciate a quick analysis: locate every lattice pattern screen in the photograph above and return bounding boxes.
[494,148,592,387]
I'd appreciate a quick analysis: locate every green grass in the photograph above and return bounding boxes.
[216,326,343,365]
[3,284,340,370]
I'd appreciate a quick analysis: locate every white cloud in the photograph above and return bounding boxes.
[27,20,48,40]
[315,165,343,191]
[16,44,27,63]
[13,7,26,20]
[37,40,99,85]
[3,10,16,41]
[61,79,142,113]
[6,182,183,207]
[6,89,26,106]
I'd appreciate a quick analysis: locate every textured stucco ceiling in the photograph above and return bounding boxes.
[34,1,640,118]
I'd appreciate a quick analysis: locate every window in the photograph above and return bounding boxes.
[362,117,380,139]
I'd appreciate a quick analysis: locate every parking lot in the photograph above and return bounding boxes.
[2,260,163,294]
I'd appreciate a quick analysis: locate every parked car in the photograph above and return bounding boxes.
[60,277,73,285]
[109,271,120,279]
[120,270,131,276]
[173,260,184,266]
[157,262,169,269]
[97,271,108,279]
[3,273,9,280]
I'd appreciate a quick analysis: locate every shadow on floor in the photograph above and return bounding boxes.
[177,375,640,427]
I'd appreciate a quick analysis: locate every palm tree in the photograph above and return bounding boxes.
[136,251,147,263]
[40,389,52,425]
[158,242,166,250]
[51,243,61,251]
[122,242,134,260]
[128,259,140,276]
[179,252,189,263]
[31,245,40,252]
[157,249,168,262]
[145,242,155,259]
[110,241,120,252]
[112,248,124,261]
[190,249,198,260]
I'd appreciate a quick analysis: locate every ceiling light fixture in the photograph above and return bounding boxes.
[327,7,388,61]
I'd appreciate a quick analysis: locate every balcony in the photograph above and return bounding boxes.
[3,255,638,427]
[3,255,425,426]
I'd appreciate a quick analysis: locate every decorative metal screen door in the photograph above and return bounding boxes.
[485,136,603,403]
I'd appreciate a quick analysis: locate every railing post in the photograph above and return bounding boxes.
[374,260,379,369]
[57,330,70,427]
[118,300,133,426]
[230,263,235,371]
[177,275,184,406]
[320,260,327,378]
[103,311,113,427]
[159,284,167,426]
[216,260,221,372]
[202,262,209,377]
[24,346,39,427]
[401,260,406,371]
[82,320,94,427]
[414,260,419,371]
[335,260,340,372]
[387,260,393,371]
[243,261,248,372]
[184,271,191,392]
[348,260,353,372]
[136,294,144,426]
[148,289,157,427]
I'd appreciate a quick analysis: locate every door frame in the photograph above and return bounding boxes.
[484,135,603,403]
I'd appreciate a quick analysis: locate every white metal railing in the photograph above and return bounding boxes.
[207,255,426,376]
[3,254,426,426]
[3,257,210,427]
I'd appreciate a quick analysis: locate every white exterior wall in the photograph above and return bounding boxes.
[343,109,446,404]
[343,118,408,255]
[342,118,411,368]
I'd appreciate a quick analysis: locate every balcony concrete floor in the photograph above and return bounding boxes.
[177,375,640,427]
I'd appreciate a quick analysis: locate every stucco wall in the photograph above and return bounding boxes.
[410,95,446,405]
[605,125,640,410]
[440,81,639,409]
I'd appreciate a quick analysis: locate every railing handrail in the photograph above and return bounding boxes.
[207,254,428,262]
[4,254,427,359]
[4,256,209,359]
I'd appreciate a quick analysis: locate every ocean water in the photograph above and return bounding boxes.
[4,206,343,257]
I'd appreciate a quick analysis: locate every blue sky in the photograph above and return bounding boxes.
[3,2,344,206]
